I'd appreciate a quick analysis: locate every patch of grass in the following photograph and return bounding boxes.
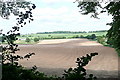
[14,40,37,44]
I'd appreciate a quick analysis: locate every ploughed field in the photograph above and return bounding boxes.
[17,39,119,78]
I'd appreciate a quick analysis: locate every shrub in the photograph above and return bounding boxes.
[53,36,66,39]
[48,35,51,37]
[86,34,96,40]
[25,37,31,43]
[97,36,106,45]
[74,35,79,38]
[80,35,84,38]
[91,34,96,40]
[116,48,120,56]
[21,35,25,37]
[34,37,39,42]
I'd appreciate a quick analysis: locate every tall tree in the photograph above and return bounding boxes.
[75,0,120,55]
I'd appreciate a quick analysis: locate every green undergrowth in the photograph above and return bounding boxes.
[2,63,58,80]
[115,48,120,57]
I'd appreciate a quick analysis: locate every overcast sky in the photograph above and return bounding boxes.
[0,0,112,34]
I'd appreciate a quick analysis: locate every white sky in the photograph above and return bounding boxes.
[0,0,112,34]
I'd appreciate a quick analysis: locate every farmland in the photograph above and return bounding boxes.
[15,31,107,44]
[2,30,119,78]
[17,38,119,78]
[15,31,119,78]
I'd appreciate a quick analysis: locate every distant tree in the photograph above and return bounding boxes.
[21,35,25,37]
[34,37,39,42]
[25,37,30,43]
[48,35,51,37]
[75,35,79,38]
[28,35,32,37]
[80,35,84,38]
[91,34,96,40]
[86,35,91,39]
[86,34,96,40]
[72,35,79,38]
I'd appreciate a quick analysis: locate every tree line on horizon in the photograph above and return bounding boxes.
[36,30,107,34]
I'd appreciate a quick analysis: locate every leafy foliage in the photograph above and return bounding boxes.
[75,1,120,55]
[106,2,120,49]
[1,0,36,65]
[86,34,96,40]
[97,36,107,45]
[63,53,98,80]
[79,34,97,40]
[2,63,57,80]
[0,0,36,19]
[75,1,102,18]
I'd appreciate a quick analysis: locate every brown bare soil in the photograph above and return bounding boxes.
[17,39,119,78]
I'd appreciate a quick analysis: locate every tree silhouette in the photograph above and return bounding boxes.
[0,0,36,65]
[63,53,98,80]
